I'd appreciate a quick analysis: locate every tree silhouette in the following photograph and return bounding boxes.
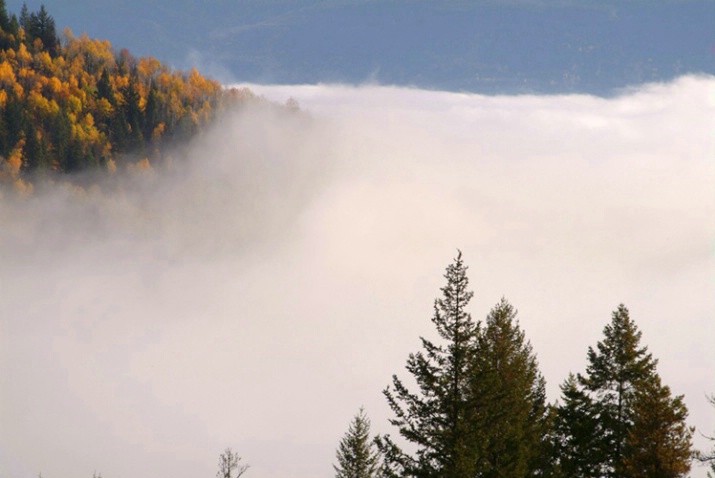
[216,447,249,478]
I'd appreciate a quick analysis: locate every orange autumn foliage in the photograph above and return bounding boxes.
[0,2,255,186]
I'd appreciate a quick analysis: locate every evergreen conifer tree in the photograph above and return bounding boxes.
[96,68,115,103]
[25,5,57,55]
[0,0,10,32]
[18,3,28,31]
[562,304,694,478]
[579,304,657,477]
[0,0,15,51]
[468,298,550,478]
[122,75,144,152]
[378,253,550,478]
[553,374,604,478]
[2,92,24,155]
[622,375,693,478]
[378,251,480,478]
[334,407,380,478]
[143,83,160,142]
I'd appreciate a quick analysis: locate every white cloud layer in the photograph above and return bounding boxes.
[1,75,714,478]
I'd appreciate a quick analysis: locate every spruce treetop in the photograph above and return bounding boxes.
[562,303,693,478]
[380,251,480,478]
[334,407,380,478]
[580,304,657,398]
[379,252,549,478]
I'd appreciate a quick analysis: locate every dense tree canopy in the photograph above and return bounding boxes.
[0,2,255,192]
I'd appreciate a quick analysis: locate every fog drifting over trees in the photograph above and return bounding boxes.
[1,75,714,478]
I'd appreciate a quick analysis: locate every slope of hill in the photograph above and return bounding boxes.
[0,2,254,192]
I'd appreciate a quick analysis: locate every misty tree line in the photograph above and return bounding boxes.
[326,252,715,478]
[217,253,714,478]
[33,254,714,478]
[69,254,715,478]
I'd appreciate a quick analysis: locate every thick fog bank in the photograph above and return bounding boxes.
[2,75,714,478]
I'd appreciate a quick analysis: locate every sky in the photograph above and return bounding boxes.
[6,0,715,95]
[1,75,714,478]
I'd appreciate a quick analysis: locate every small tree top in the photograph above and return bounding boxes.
[217,447,249,478]
[334,407,380,478]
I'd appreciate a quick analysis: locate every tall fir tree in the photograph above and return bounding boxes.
[579,304,657,478]
[96,68,115,103]
[0,0,16,51]
[143,83,160,142]
[622,374,693,478]
[562,304,693,478]
[0,0,10,32]
[18,3,28,31]
[378,251,480,478]
[378,253,550,478]
[334,408,380,478]
[25,5,57,55]
[122,74,144,153]
[468,298,550,478]
[2,92,25,156]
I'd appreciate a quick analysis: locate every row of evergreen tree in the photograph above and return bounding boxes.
[332,253,714,478]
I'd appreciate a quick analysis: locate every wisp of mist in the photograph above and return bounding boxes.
[1,75,714,478]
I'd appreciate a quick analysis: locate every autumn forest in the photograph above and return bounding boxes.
[0,1,256,194]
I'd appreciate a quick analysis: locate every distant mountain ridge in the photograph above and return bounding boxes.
[7,0,715,95]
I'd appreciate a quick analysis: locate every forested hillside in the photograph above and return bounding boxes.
[0,1,253,192]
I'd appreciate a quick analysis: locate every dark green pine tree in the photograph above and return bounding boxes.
[378,251,480,478]
[22,120,48,171]
[95,67,116,139]
[2,91,25,156]
[122,75,144,153]
[110,109,130,154]
[18,3,28,31]
[142,82,160,142]
[469,298,550,478]
[0,0,18,51]
[578,304,692,478]
[96,68,115,103]
[64,136,84,172]
[578,304,657,478]
[622,374,693,478]
[334,408,380,478]
[554,374,606,478]
[25,5,57,56]
[51,109,72,171]
[0,0,9,30]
